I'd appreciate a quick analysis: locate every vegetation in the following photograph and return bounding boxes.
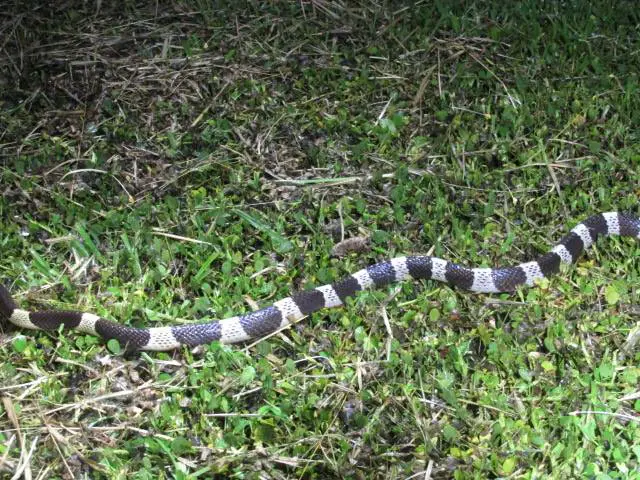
[1,1,639,478]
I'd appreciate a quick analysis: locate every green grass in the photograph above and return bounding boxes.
[1,1,640,478]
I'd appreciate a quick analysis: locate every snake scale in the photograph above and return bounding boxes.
[1,212,639,351]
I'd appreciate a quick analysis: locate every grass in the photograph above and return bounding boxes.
[1,1,640,478]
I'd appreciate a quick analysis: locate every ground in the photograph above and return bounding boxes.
[1,1,640,479]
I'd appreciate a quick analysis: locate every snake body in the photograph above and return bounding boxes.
[1,212,639,351]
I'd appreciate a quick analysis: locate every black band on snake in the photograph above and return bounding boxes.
[1,212,639,351]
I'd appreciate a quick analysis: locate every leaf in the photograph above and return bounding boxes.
[379,117,397,134]
[541,360,555,372]
[234,209,293,253]
[502,457,517,474]
[596,362,614,381]
[12,337,27,353]
[75,224,105,263]
[194,252,221,284]
[239,366,256,385]
[170,436,193,455]
[443,424,459,441]
[107,339,121,354]
[605,285,620,305]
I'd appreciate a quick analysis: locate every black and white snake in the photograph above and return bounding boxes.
[1,212,639,351]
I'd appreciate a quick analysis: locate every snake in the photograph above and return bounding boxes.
[1,212,639,351]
